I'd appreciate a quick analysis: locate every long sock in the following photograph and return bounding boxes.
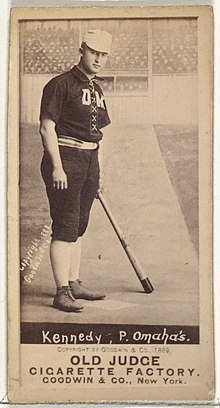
[69,238,82,282]
[50,240,72,288]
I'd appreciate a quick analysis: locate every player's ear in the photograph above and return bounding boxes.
[79,47,84,55]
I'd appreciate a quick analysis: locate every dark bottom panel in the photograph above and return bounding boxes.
[21,323,199,344]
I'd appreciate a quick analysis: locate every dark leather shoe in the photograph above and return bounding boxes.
[69,280,105,301]
[53,286,84,312]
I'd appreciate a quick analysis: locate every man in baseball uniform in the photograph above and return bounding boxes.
[39,29,112,312]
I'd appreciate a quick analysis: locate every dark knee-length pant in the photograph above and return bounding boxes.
[41,146,99,242]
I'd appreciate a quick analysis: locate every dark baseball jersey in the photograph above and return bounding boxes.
[40,65,111,143]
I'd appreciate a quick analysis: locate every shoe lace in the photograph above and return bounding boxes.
[77,280,91,291]
[63,286,75,302]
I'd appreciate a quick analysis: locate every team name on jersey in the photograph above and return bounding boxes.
[82,89,106,109]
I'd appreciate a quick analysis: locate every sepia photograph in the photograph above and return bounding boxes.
[8,6,213,403]
[20,16,199,334]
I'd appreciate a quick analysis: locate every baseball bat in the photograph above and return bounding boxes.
[97,192,154,294]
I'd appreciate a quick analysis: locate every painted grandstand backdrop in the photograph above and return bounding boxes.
[20,18,198,124]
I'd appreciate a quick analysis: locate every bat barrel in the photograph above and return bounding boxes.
[98,193,154,294]
[141,278,154,293]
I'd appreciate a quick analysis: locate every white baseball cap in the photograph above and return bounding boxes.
[83,30,112,54]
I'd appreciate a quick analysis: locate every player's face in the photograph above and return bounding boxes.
[81,45,109,75]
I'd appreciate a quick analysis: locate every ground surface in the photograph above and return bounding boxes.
[20,123,199,326]
[154,124,198,253]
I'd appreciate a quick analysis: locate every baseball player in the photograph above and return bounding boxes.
[39,29,112,312]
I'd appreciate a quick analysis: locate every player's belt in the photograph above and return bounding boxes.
[58,135,98,150]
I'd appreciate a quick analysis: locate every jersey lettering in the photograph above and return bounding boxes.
[95,91,105,109]
[82,89,91,105]
[82,88,105,109]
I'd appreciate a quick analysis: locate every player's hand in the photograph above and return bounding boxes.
[52,167,68,189]
[96,180,104,198]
